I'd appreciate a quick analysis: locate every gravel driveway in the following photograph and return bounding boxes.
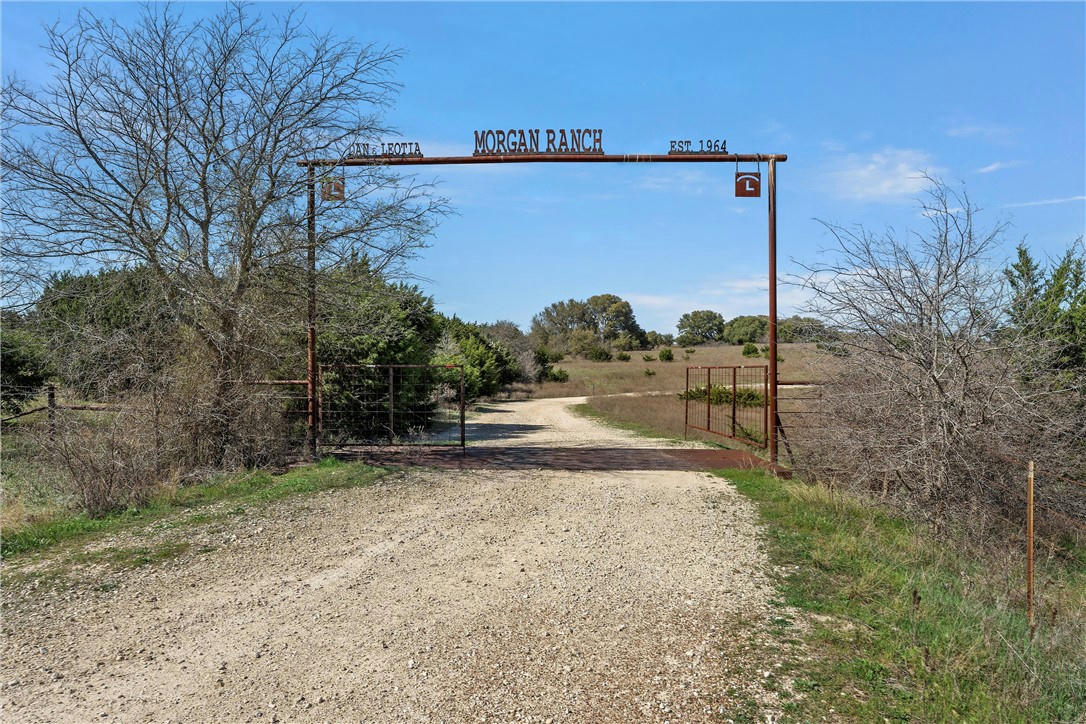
[2,397,782,722]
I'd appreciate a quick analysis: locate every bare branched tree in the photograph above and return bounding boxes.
[793,179,1085,517]
[2,3,448,462]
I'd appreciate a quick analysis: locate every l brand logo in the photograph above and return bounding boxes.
[735,172,761,197]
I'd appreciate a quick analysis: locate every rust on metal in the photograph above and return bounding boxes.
[320,175,345,201]
[683,365,768,449]
[319,363,466,450]
[683,366,690,440]
[767,158,778,464]
[297,153,787,167]
[1028,460,1035,637]
[731,367,738,438]
[306,163,319,462]
[297,146,787,466]
[735,171,761,197]
[459,368,467,452]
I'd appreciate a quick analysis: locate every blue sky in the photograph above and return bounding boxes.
[3,2,1084,333]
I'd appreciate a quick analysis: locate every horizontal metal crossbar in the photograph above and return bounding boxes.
[298,153,788,167]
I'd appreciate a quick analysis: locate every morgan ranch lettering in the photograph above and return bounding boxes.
[473,128,604,156]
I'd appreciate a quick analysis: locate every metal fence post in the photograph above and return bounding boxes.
[387,366,395,443]
[767,158,779,465]
[316,364,323,449]
[684,367,690,440]
[731,367,738,438]
[306,164,318,461]
[763,366,769,451]
[1027,460,1035,638]
[459,366,466,452]
[706,367,712,434]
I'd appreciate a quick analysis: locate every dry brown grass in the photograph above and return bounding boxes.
[532,343,831,398]
[574,394,760,450]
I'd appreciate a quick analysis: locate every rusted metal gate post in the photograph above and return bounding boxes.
[388,366,395,442]
[706,368,712,434]
[684,367,690,440]
[1027,460,1035,637]
[763,365,769,449]
[459,366,466,452]
[298,150,787,463]
[731,367,737,437]
[767,158,779,465]
[306,165,318,461]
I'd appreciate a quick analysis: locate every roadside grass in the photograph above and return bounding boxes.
[1,458,390,558]
[716,467,1086,721]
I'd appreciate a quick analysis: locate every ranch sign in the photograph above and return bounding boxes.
[346,141,423,158]
[473,128,604,156]
[301,139,787,463]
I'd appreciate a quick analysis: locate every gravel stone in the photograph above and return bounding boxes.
[1,396,785,721]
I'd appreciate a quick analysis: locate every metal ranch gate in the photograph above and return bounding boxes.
[298,146,788,463]
[320,364,466,449]
[683,365,768,448]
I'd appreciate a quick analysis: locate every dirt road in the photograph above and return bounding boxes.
[2,397,781,722]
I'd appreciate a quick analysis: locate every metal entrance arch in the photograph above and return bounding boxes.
[298,150,788,464]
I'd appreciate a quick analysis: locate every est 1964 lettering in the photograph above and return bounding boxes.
[668,139,727,154]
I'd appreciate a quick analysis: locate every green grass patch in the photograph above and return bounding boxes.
[714,467,1086,721]
[1,458,389,558]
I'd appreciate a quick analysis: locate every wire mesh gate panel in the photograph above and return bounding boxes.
[319,364,466,448]
[683,365,768,448]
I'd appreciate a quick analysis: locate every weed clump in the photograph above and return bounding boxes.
[546,367,570,383]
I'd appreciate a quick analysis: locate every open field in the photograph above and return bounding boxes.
[530,343,829,398]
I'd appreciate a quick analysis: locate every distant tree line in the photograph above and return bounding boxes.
[522,292,833,365]
[675,311,829,346]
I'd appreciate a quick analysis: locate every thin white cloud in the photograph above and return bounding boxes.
[763,120,793,144]
[976,160,1026,174]
[1005,195,1086,208]
[823,148,941,202]
[946,123,1015,144]
[633,168,728,197]
[921,206,964,218]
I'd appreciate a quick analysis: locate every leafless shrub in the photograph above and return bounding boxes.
[792,179,1085,520]
[45,408,162,517]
